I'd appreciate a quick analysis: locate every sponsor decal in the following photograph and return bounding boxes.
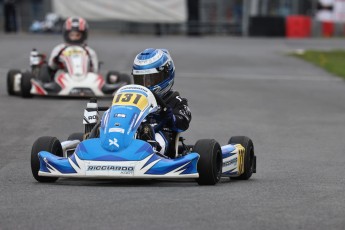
[223,158,237,167]
[121,86,149,92]
[109,127,125,134]
[133,69,158,74]
[84,110,98,124]
[115,113,126,118]
[87,165,134,174]
[176,96,183,102]
[127,113,138,134]
[88,115,97,120]
[109,138,120,148]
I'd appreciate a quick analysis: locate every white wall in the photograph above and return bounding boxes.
[52,0,187,23]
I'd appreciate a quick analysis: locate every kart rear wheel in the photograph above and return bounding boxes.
[67,132,84,142]
[194,139,222,185]
[20,72,33,98]
[7,69,20,95]
[228,136,255,180]
[31,136,63,183]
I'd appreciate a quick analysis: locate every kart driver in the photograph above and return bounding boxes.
[48,16,98,74]
[132,48,192,158]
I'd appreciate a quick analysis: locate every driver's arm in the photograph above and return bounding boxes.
[168,96,192,132]
[85,47,99,73]
[48,44,66,70]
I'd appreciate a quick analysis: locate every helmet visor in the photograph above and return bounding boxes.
[133,72,167,88]
[68,31,82,42]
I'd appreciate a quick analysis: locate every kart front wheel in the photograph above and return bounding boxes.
[7,69,21,95]
[31,136,63,183]
[37,63,51,83]
[194,139,222,185]
[106,71,132,84]
[106,71,121,84]
[228,136,255,180]
[119,73,132,84]
[20,72,33,98]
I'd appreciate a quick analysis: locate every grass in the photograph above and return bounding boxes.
[292,50,345,80]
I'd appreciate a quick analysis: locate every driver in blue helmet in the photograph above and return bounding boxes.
[132,48,192,158]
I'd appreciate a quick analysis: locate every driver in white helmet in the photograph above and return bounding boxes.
[48,16,98,74]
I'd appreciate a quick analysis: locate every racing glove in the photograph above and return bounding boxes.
[154,106,175,132]
[161,106,175,124]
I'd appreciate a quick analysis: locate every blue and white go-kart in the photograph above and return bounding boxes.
[31,85,256,185]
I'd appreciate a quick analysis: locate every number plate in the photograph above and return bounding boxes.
[112,93,148,110]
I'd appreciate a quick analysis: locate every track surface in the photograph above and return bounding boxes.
[1,34,345,230]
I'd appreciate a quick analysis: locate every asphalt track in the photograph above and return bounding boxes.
[0,34,345,230]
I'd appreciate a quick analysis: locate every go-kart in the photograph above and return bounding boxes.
[31,85,256,185]
[7,46,132,98]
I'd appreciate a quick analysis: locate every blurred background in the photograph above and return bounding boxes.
[1,0,345,37]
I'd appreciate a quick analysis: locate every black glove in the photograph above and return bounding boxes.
[161,106,175,123]
[154,106,175,132]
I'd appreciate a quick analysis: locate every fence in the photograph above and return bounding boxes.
[0,0,243,35]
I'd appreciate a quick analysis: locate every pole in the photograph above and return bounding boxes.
[242,0,250,36]
[216,0,223,33]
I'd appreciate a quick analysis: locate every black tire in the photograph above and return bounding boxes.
[7,69,20,95]
[228,136,255,180]
[106,71,121,84]
[106,71,132,84]
[31,136,63,183]
[67,132,84,142]
[36,63,51,83]
[118,73,132,84]
[194,139,222,185]
[20,72,33,98]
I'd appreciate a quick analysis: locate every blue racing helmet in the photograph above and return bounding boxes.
[132,48,175,97]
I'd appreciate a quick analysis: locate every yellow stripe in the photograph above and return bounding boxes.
[234,144,245,175]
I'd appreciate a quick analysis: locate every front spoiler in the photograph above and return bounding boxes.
[30,79,125,98]
[38,150,200,179]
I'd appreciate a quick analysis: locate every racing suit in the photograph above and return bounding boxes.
[141,90,192,158]
[48,43,99,73]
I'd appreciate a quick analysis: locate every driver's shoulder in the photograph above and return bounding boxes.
[164,90,179,99]
[84,46,97,54]
[164,90,188,105]
[51,43,66,53]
